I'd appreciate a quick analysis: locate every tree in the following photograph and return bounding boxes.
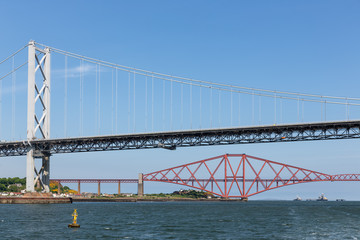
[0,178,7,185]
[8,185,19,192]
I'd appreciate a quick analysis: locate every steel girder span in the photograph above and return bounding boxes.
[1,120,360,158]
[143,154,360,199]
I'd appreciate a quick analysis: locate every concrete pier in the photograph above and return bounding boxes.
[78,181,81,194]
[98,181,101,196]
[138,173,143,196]
[118,181,121,195]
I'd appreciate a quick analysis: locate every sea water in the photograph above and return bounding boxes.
[1,201,360,239]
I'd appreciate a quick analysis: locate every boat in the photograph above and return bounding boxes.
[316,193,328,201]
[336,199,345,201]
[293,195,302,201]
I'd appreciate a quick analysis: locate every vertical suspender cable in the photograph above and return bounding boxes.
[252,91,254,125]
[190,84,192,129]
[151,75,154,132]
[98,65,101,134]
[280,98,283,124]
[321,96,323,121]
[95,64,98,135]
[238,93,241,126]
[274,92,277,124]
[79,60,81,136]
[346,98,349,120]
[297,96,300,122]
[230,88,233,127]
[111,69,114,134]
[170,78,173,130]
[82,60,84,136]
[145,76,148,132]
[79,60,83,136]
[0,64,2,138]
[218,90,221,127]
[162,79,165,131]
[64,56,67,137]
[210,87,212,128]
[259,95,261,125]
[324,100,326,121]
[200,86,202,129]
[128,72,130,133]
[181,84,183,129]
[302,99,304,122]
[115,69,118,133]
[133,72,136,133]
[12,56,15,139]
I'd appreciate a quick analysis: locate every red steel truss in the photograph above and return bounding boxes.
[143,154,360,199]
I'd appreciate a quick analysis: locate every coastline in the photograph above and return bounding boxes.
[0,196,248,204]
[0,196,72,204]
[72,197,248,203]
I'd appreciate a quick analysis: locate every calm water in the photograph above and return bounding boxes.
[1,201,360,239]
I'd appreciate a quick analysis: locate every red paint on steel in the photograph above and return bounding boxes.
[142,154,360,199]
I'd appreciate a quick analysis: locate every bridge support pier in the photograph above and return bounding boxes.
[26,150,35,192]
[138,173,143,196]
[118,181,121,195]
[98,181,101,196]
[41,155,50,192]
[78,181,81,194]
[26,41,51,193]
[57,181,60,194]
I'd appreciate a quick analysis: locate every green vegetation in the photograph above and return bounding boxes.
[171,189,213,198]
[144,189,214,199]
[49,181,77,194]
[0,177,26,192]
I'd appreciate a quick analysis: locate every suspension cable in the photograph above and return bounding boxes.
[0,61,27,81]
[0,44,28,65]
[32,46,360,106]
[35,42,360,102]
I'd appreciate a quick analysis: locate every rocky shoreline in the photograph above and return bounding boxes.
[0,192,72,204]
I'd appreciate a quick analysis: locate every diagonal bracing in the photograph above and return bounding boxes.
[143,154,360,199]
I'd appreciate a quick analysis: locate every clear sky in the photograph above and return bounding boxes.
[0,0,360,199]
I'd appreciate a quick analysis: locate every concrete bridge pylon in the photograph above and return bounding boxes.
[26,41,51,192]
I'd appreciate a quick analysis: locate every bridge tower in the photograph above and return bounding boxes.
[26,41,51,192]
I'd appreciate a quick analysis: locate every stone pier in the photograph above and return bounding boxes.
[138,173,143,196]
[78,181,81,194]
[98,181,101,196]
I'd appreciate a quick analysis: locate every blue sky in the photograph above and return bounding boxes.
[0,1,360,199]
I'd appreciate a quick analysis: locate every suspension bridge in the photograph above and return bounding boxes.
[0,41,359,194]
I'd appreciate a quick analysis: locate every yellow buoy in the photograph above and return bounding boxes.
[68,209,80,228]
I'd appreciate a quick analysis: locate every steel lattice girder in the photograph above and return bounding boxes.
[0,120,359,157]
[143,154,360,198]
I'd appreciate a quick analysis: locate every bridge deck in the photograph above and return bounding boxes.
[1,120,359,157]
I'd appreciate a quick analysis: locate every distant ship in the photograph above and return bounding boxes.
[316,193,328,201]
[336,199,345,201]
[293,196,302,201]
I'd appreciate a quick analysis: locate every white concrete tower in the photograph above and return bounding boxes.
[26,41,51,192]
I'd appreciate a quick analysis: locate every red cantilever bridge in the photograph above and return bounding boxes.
[53,154,360,199]
[143,154,360,199]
